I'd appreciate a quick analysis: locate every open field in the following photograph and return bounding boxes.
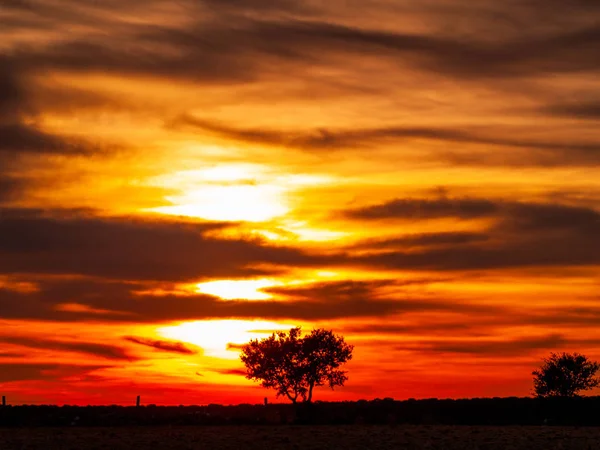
[2,425,599,450]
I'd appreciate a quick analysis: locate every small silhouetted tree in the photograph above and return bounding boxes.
[240,327,353,404]
[532,352,600,397]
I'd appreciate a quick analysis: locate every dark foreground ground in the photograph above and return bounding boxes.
[2,425,600,450]
[5,397,600,427]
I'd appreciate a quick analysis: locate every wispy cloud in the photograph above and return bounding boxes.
[124,336,199,355]
[0,335,133,361]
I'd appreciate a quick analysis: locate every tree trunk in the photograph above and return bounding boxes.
[307,381,315,404]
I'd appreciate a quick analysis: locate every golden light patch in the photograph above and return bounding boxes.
[145,165,334,223]
[157,319,296,359]
[195,279,281,300]
[152,184,289,222]
[147,165,287,221]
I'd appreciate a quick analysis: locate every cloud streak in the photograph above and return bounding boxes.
[0,362,112,383]
[124,336,199,355]
[0,277,499,323]
[0,336,133,361]
[0,209,322,281]
[177,115,600,166]
[344,197,600,271]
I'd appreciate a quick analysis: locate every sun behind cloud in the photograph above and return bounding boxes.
[145,165,334,223]
[195,279,280,300]
[157,319,295,359]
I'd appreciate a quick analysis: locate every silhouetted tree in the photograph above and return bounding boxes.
[533,352,600,397]
[240,327,353,404]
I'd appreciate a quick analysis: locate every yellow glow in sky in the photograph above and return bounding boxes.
[195,278,280,300]
[157,319,294,359]
[151,184,289,222]
[145,165,334,223]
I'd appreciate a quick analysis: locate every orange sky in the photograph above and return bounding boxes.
[1,0,600,405]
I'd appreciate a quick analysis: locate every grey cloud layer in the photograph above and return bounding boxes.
[0,58,108,157]
[0,336,133,361]
[4,0,600,88]
[2,0,599,169]
[0,362,111,383]
[0,209,321,281]
[344,196,600,271]
[124,336,199,355]
[0,277,479,323]
[1,195,599,290]
[177,116,600,166]
[6,9,600,81]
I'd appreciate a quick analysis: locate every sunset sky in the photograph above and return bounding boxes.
[1,0,600,405]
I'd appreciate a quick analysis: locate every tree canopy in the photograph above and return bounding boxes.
[532,352,600,398]
[240,327,353,403]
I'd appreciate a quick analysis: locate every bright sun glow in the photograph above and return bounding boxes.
[146,165,334,222]
[145,164,287,221]
[151,184,288,222]
[157,319,295,359]
[195,278,281,300]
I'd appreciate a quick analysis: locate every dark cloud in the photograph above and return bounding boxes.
[3,2,600,167]
[0,56,27,118]
[5,6,600,86]
[199,0,306,14]
[503,202,600,233]
[343,195,600,228]
[0,123,96,155]
[344,197,499,220]
[0,336,133,361]
[8,26,259,84]
[124,336,199,355]
[208,367,247,376]
[0,276,496,323]
[174,116,483,151]
[0,56,109,158]
[0,352,26,358]
[395,334,572,357]
[259,20,600,78]
[341,302,600,338]
[350,232,489,250]
[359,235,599,271]
[545,101,600,120]
[177,116,600,166]
[523,306,600,328]
[345,197,600,271]
[443,146,600,168]
[0,209,320,281]
[0,362,111,383]
[264,279,396,301]
[0,176,24,203]
[343,322,480,337]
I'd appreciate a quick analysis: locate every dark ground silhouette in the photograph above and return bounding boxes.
[4,425,600,450]
[2,397,600,427]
